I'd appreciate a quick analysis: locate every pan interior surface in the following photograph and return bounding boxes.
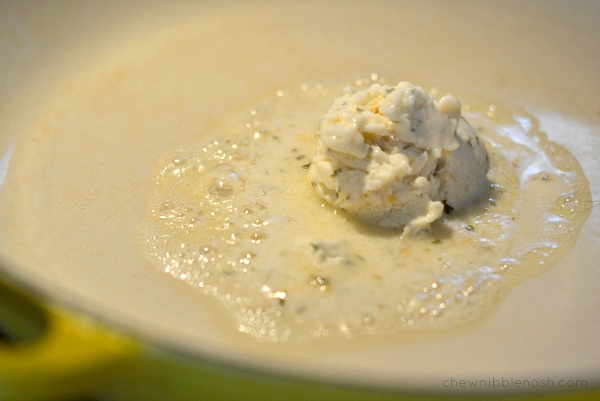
[0,0,599,392]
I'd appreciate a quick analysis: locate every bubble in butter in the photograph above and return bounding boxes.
[141,74,590,342]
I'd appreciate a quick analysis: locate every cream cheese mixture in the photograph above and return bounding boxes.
[142,74,589,342]
[309,81,489,234]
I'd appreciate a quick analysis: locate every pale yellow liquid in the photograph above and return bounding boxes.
[142,74,590,342]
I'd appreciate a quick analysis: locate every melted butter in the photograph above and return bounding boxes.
[142,74,590,342]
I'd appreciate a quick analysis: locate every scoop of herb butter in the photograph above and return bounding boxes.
[309,81,489,234]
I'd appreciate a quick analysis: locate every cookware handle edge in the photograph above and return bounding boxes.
[0,278,141,401]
